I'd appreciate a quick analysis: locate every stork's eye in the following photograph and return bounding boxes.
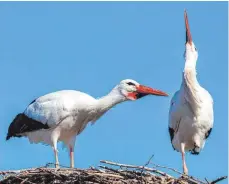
[195,47,197,51]
[127,82,135,86]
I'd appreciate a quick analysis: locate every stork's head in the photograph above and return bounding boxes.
[184,10,198,62]
[118,79,168,101]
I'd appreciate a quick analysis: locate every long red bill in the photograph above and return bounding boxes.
[185,10,192,45]
[137,85,168,97]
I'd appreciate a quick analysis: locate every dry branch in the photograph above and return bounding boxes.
[210,176,228,184]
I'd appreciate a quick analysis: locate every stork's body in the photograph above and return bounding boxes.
[168,11,214,174]
[7,79,168,168]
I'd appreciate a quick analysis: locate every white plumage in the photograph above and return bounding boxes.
[168,10,214,174]
[7,79,168,168]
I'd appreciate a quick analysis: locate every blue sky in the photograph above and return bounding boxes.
[0,1,227,183]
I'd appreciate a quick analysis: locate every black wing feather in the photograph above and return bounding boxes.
[205,128,212,139]
[168,127,176,150]
[169,127,174,142]
[6,113,49,140]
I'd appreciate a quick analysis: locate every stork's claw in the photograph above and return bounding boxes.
[183,166,188,175]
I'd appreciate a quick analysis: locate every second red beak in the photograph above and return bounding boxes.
[185,10,192,45]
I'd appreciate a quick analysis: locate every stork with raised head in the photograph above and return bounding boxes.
[168,10,214,175]
[6,79,168,168]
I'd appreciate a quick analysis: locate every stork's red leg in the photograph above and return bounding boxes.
[181,143,188,175]
[54,148,60,168]
[70,146,74,168]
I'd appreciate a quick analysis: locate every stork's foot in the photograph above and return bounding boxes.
[53,148,60,169]
[183,166,188,175]
[70,161,74,168]
[55,163,60,169]
[70,163,74,168]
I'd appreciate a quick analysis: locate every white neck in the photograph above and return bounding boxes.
[96,86,127,112]
[89,86,127,123]
[184,59,197,70]
[182,58,202,113]
[184,47,197,70]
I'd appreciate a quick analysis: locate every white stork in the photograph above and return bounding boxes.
[168,10,214,175]
[6,79,168,168]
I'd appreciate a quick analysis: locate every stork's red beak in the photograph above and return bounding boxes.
[136,85,168,97]
[185,10,192,45]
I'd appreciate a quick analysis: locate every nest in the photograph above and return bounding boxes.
[0,160,227,184]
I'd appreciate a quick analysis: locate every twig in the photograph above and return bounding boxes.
[181,175,206,184]
[45,162,72,169]
[0,169,34,175]
[20,178,29,184]
[89,171,124,179]
[150,163,183,175]
[150,163,206,184]
[205,178,210,184]
[100,160,172,177]
[11,175,36,184]
[210,176,227,184]
[141,154,154,174]
[38,168,63,180]
[145,154,154,167]
[90,166,106,173]
[99,165,138,179]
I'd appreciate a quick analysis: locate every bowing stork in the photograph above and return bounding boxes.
[168,10,214,175]
[6,79,168,168]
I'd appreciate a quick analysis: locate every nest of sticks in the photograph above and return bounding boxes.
[0,160,227,184]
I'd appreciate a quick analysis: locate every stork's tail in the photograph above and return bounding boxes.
[190,147,201,155]
[190,140,205,155]
[6,113,49,140]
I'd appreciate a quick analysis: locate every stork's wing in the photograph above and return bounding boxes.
[6,90,96,140]
[168,91,182,146]
[169,88,214,144]
[202,88,214,140]
[205,128,212,139]
[25,93,71,128]
[24,90,95,128]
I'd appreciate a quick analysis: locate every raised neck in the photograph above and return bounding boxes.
[182,66,202,114]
